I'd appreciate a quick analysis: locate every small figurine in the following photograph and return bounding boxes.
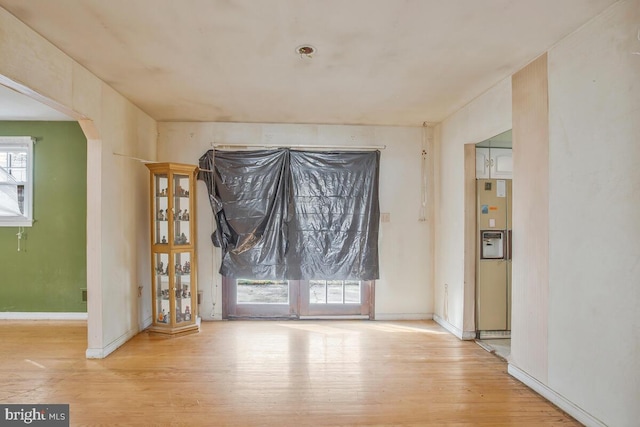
[161,235,167,244]
[177,210,183,221]
[175,263,183,275]
[158,309,165,323]
[176,307,183,323]
[156,261,164,274]
[164,311,169,323]
[184,306,191,321]
[157,209,165,220]
[182,209,189,221]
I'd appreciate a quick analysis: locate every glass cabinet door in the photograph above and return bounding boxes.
[174,251,193,325]
[172,174,191,246]
[154,253,170,324]
[153,174,169,245]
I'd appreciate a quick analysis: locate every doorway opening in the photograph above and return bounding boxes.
[474,129,512,361]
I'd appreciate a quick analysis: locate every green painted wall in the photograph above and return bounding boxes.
[0,121,86,312]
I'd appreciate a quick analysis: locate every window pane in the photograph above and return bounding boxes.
[327,281,344,304]
[309,281,326,304]
[308,280,361,305]
[344,281,361,304]
[237,280,289,304]
[11,152,27,168]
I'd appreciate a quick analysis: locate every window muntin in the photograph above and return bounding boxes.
[0,137,34,227]
[309,280,361,304]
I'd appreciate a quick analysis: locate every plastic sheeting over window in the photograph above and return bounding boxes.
[199,149,380,281]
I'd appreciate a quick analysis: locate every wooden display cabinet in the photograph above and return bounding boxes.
[146,163,199,336]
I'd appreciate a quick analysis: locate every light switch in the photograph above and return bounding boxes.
[381,212,391,223]
[489,218,496,227]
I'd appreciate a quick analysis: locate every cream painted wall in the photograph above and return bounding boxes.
[545,0,640,424]
[511,54,550,386]
[157,122,433,320]
[0,8,157,357]
[433,78,512,337]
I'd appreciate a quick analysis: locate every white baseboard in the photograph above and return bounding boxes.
[85,325,142,359]
[374,313,433,321]
[200,314,223,321]
[299,315,370,320]
[433,314,476,340]
[0,312,87,320]
[508,364,607,427]
[139,315,153,331]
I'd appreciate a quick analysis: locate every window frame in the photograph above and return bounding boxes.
[0,136,34,227]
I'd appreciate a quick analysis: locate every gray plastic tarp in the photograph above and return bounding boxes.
[199,149,380,281]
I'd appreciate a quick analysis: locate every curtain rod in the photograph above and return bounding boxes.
[213,143,386,151]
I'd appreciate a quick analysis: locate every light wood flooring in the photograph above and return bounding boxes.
[0,320,579,426]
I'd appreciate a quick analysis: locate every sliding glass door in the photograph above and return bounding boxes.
[222,278,373,319]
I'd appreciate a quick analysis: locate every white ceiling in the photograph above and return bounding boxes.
[0,0,617,126]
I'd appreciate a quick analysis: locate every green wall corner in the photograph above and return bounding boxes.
[0,121,87,312]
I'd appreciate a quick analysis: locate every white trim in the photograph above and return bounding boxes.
[508,364,607,427]
[433,314,476,340]
[85,325,141,359]
[299,315,370,320]
[0,312,87,320]
[139,315,153,331]
[374,313,433,321]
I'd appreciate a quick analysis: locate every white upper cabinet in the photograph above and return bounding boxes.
[476,147,512,179]
[476,147,491,179]
[490,148,513,179]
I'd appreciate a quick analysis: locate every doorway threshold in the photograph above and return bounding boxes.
[478,330,511,339]
[476,338,511,362]
[299,315,370,320]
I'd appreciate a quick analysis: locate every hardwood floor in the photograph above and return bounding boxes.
[0,320,579,426]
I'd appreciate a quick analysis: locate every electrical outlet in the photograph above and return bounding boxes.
[381,212,391,223]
